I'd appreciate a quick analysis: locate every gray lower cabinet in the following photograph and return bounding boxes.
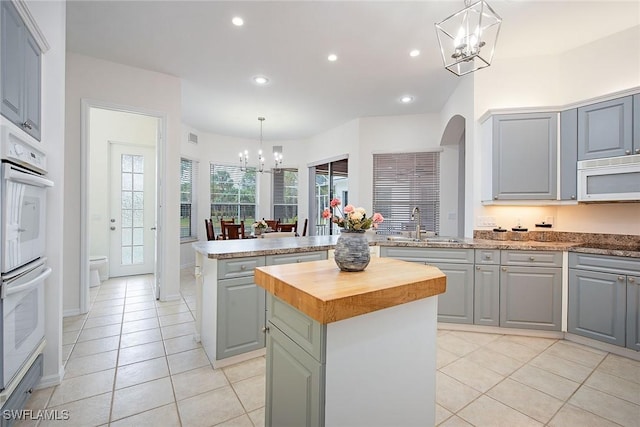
[380,247,474,324]
[1,354,43,427]
[266,295,325,427]
[491,112,558,200]
[474,264,500,326]
[0,0,41,141]
[568,252,640,350]
[217,276,266,359]
[577,96,634,160]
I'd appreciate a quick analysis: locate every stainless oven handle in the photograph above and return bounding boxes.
[2,267,52,298]
[5,167,54,188]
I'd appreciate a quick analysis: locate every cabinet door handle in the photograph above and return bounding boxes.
[484,254,490,259]
[502,267,507,272]
[625,150,631,155]
[636,148,640,154]
[618,276,625,281]
[529,256,535,261]
[629,277,635,283]
[261,326,270,333]
[21,121,33,130]
[240,265,246,270]
[476,266,481,270]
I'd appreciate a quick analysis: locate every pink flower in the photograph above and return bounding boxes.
[343,204,355,214]
[372,213,384,223]
[321,208,332,219]
[330,198,341,208]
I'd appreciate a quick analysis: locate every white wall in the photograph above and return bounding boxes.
[26,0,66,388]
[65,52,183,314]
[472,26,640,235]
[89,108,158,261]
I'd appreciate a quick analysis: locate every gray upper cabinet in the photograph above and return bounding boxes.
[492,113,558,200]
[560,109,578,201]
[0,0,41,141]
[577,96,633,160]
[634,94,640,155]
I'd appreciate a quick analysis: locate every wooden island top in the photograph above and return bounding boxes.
[254,257,446,324]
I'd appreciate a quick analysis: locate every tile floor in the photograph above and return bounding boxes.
[15,268,640,427]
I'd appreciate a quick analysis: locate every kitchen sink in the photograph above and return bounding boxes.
[385,235,462,243]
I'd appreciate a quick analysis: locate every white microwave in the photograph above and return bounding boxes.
[577,155,640,202]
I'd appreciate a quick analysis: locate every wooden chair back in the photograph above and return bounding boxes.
[263,219,279,230]
[301,218,308,237]
[219,218,235,240]
[223,220,245,240]
[204,219,215,241]
[278,220,297,233]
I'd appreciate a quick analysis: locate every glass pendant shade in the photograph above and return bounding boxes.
[435,0,502,76]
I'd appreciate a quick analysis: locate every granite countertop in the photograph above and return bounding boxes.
[193,235,640,259]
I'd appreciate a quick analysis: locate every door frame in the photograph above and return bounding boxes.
[80,99,166,313]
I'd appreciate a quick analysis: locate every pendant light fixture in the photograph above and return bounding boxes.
[239,117,283,173]
[435,0,502,76]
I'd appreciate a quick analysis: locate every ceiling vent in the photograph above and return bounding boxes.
[188,132,198,144]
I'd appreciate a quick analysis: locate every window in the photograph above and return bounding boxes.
[272,168,298,223]
[180,158,197,239]
[372,152,440,235]
[210,164,257,234]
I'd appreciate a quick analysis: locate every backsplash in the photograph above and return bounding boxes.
[473,230,640,247]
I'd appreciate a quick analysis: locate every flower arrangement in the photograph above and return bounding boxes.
[252,219,267,229]
[322,198,384,231]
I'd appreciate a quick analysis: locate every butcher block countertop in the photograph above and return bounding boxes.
[254,257,446,324]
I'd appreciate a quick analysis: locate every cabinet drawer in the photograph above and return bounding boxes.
[475,249,500,265]
[266,251,327,266]
[380,247,474,264]
[501,251,562,267]
[569,252,640,275]
[217,256,265,280]
[2,353,43,426]
[268,294,325,363]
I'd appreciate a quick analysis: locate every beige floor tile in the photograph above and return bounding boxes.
[125,295,155,305]
[48,369,115,406]
[70,335,120,358]
[585,370,640,405]
[216,414,254,427]
[63,315,87,332]
[436,334,481,357]
[436,347,460,369]
[463,347,524,376]
[163,334,202,355]
[529,352,595,383]
[172,365,229,401]
[223,357,266,383]
[487,337,541,363]
[436,372,482,413]
[167,348,211,375]
[111,377,175,421]
[77,324,121,342]
[159,312,194,327]
[440,358,505,393]
[248,407,265,427]
[62,330,81,345]
[495,334,557,352]
[487,378,564,424]
[161,321,195,339]
[62,344,73,363]
[447,331,502,346]
[82,314,122,329]
[64,350,118,379]
[177,386,245,427]
[87,305,124,318]
[598,353,640,384]
[118,341,165,366]
[115,356,169,389]
[124,301,156,313]
[156,303,190,316]
[510,364,580,401]
[125,289,154,297]
[458,395,542,427]
[40,392,111,427]
[232,374,266,412]
[435,403,454,425]
[548,403,623,427]
[570,385,640,426]
[543,340,607,368]
[123,308,157,322]
[438,415,474,427]
[110,403,180,427]
[91,298,125,308]
[121,317,160,334]
[24,386,55,411]
[120,328,162,348]
[94,290,126,300]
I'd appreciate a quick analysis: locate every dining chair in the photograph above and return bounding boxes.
[223,221,245,240]
[219,218,236,240]
[204,219,215,241]
[278,220,297,233]
[263,219,279,230]
[301,218,308,237]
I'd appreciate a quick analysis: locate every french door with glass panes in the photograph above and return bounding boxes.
[109,144,156,277]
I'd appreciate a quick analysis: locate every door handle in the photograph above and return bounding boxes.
[110,226,116,231]
[150,227,157,230]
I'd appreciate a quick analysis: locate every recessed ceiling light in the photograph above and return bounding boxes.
[327,54,338,62]
[409,49,420,57]
[400,96,414,104]
[253,76,269,85]
[232,17,244,26]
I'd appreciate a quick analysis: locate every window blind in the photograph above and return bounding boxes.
[210,164,257,233]
[272,168,298,222]
[372,152,440,235]
[180,158,195,238]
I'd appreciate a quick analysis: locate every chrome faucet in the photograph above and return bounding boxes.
[411,207,421,240]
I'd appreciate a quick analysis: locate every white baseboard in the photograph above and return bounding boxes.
[565,333,640,362]
[38,368,64,389]
[158,292,182,302]
[63,308,81,318]
[181,262,195,269]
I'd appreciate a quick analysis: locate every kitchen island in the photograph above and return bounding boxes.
[254,257,446,427]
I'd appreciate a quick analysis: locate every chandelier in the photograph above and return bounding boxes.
[239,117,283,173]
[435,0,502,76]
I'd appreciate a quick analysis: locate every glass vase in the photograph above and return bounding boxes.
[334,229,370,272]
